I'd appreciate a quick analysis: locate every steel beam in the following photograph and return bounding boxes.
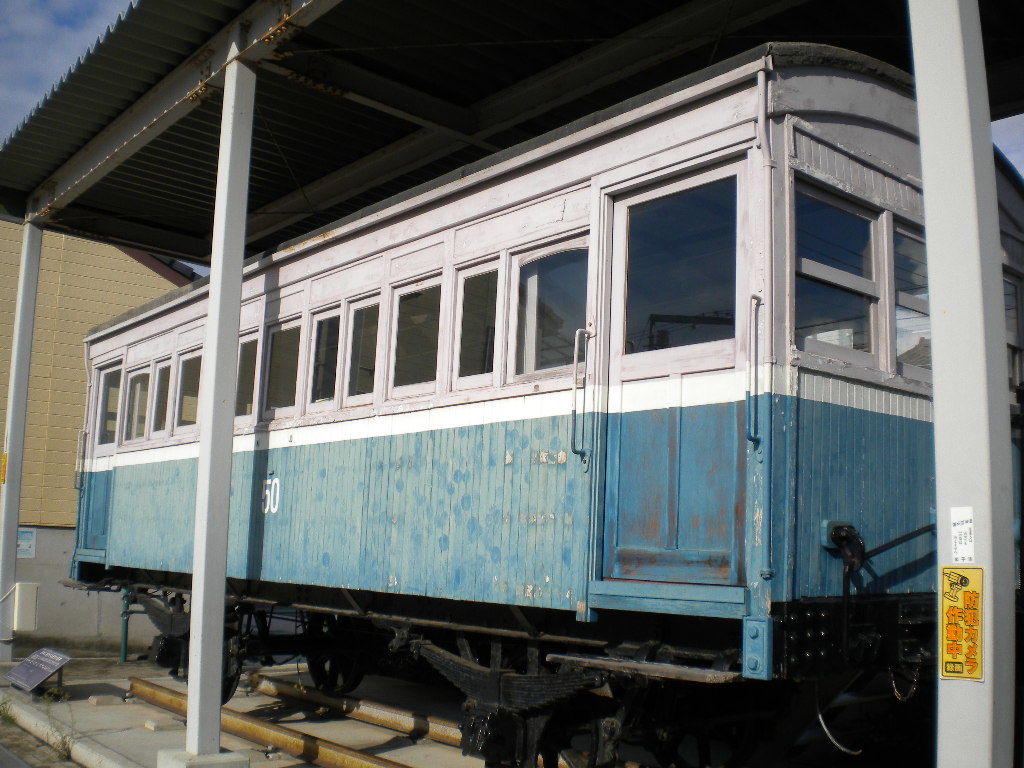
[182,54,255,759]
[245,0,808,243]
[907,1,1016,766]
[24,0,345,224]
[0,223,43,662]
[261,50,496,149]
[51,206,213,261]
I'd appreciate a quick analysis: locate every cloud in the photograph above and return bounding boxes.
[993,114,1024,180]
[0,0,134,142]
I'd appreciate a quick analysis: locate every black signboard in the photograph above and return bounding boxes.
[3,648,71,692]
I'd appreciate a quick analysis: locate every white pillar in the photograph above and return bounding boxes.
[0,223,42,663]
[179,53,255,763]
[907,2,1016,766]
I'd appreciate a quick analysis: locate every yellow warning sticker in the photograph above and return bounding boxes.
[940,566,983,681]
[0,453,6,485]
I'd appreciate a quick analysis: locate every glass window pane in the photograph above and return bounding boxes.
[266,327,301,409]
[235,339,258,416]
[348,304,379,397]
[394,286,441,387]
[894,233,927,298]
[310,317,340,403]
[177,356,202,427]
[624,177,736,354]
[896,306,931,370]
[795,276,872,351]
[796,192,873,278]
[516,249,588,374]
[153,365,170,432]
[98,370,121,444]
[124,373,150,441]
[459,270,498,377]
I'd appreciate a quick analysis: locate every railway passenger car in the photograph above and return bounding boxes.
[70,43,1024,766]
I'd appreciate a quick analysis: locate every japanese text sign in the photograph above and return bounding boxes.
[940,566,983,681]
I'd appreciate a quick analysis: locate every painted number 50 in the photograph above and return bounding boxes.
[262,476,281,515]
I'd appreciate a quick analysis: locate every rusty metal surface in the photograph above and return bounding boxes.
[128,676,412,768]
[545,653,741,684]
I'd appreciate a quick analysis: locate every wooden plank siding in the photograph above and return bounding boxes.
[0,221,180,526]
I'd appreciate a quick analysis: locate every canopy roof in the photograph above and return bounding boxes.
[1,0,1021,264]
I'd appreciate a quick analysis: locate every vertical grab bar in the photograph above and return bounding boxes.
[571,328,594,464]
[746,295,762,446]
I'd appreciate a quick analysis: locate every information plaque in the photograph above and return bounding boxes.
[3,648,71,692]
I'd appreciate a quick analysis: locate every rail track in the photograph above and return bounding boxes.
[129,675,647,768]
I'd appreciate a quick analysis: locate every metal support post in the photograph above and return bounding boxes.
[165,53,255,767]
[907,1,1016,766]
[120,588,132,663]
[0,223,43,663]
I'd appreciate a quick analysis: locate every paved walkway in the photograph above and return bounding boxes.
[0,653,479,768]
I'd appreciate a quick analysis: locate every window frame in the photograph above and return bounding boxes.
[387,275,444,400]
[93,361,124,454]
[791,182,884,370]
[506,233,590,386]
[891,222,930,381]
[149,358,173,438]
[234,332,261,424]
[339,294,382,409]
[121,365,152,444]
[609,164,743,381]
[452,257,504,391]
[306,306,343,413]
[173,348,204,434]
[261,317,305,421]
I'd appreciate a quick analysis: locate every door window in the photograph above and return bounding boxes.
[623,177,736,355]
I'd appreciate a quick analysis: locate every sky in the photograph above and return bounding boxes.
[1,1,1022,178]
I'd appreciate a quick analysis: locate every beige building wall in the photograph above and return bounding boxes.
[0,221,180,527]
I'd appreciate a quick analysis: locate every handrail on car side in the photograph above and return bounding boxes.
[571,327,594,465]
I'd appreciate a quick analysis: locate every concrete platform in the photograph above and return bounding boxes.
[0,654,481,768]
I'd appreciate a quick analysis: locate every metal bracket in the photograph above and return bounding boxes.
[741,616,772,681]
[820,519,853,548]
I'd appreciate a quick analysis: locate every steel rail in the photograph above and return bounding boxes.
[250,674,648,768]
[128,677,413,768]
[249,673,462,747]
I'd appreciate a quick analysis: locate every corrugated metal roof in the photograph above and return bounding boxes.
[0,0,250,193]
[0,0,1020,264]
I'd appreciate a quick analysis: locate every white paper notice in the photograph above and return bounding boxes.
[950,506,976,564]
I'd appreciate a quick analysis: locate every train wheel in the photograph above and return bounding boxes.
[220,613,244,704]
[307,650,364,695]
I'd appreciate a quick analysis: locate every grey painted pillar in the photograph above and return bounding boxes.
[907,1,1016,766]
[170,52,254,765]
[0,223,43,663]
